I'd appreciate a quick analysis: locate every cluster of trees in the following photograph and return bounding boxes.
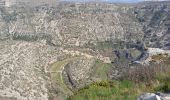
[12,33,54,45]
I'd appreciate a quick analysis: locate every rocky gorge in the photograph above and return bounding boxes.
[0,1,170,100]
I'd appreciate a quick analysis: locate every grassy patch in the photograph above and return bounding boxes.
[68,56,170,100]
[130,49,141,59]
[93,60,111,80]
[154,73,170,92]
[49,57,80,95]
[68,78,170,100]
[68,80,141,100]
[96,41,113,50]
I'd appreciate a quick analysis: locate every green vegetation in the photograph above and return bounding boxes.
[93,60,111,80]
[68,55,170,100]
[154,73,170,92]
[12,34,38,41]
[96,41,113,50]
[49,57,80,95]
[68,77,170,100]
[68,80,141,100]
[129,49,141,59]
[90,40,125,51]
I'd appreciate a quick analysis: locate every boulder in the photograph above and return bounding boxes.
[137,93,161,100]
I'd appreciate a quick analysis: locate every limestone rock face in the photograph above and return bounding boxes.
[135,2,170,49]
[0,40,65,100]
[0,2,170,48]
[138,93,170,100]
[137,93,161,100]
[0,1,170,100]
[0,2,141,46]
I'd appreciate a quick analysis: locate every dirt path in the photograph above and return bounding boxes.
[45,48,112,97]
[48,57,80,96]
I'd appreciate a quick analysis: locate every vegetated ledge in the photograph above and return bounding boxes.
[67,53,170,100]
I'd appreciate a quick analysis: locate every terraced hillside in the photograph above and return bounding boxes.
[0,1,170,100]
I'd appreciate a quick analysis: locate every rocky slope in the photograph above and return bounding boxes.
[0,1,170,100]
[136,1,170,49]
[0,40,65,100]
[0,1,169,49]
